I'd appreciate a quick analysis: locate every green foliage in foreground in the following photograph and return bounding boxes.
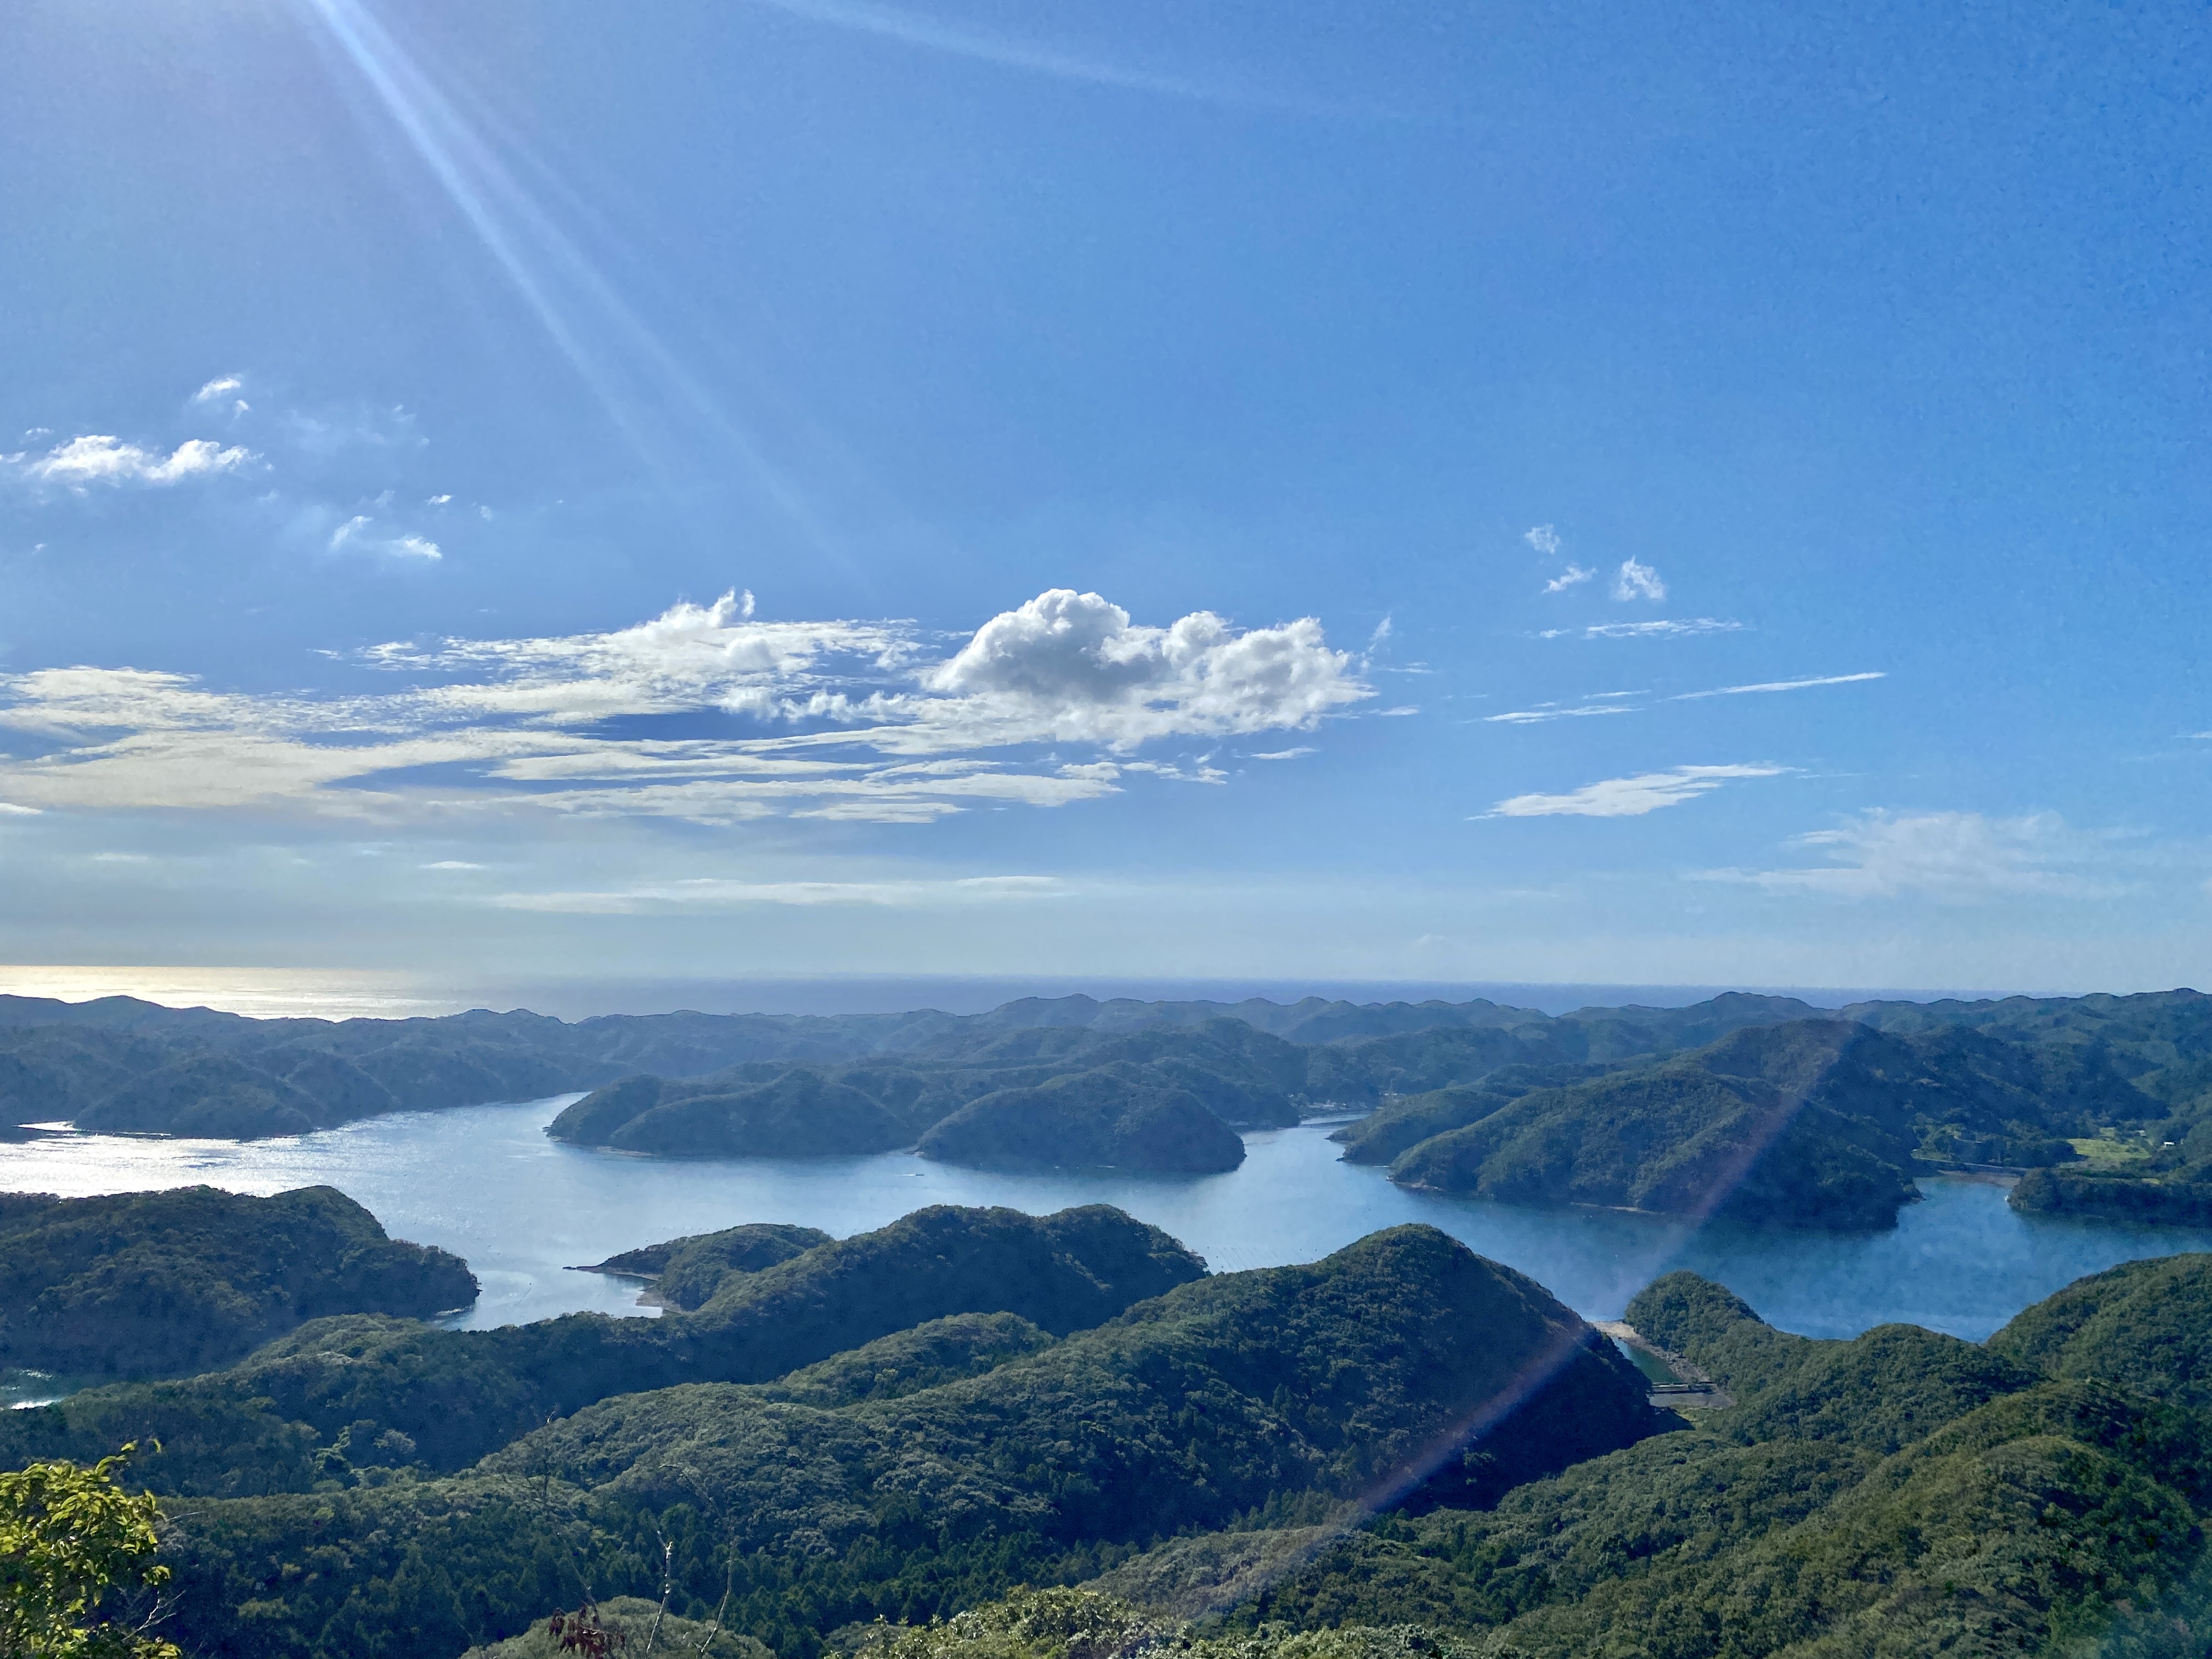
[0,1184,477,1379]
[460,1594,770,1658]
[0,1444,179,1659]
[852,1585,1482,1659]
[35,1200,2212,1659]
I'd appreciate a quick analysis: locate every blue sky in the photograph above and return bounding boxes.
[2,0,2208,993]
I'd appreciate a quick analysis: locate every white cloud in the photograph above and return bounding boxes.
[427,493,453,505]
[1543,565,1595,593]
[1578,618,1744,640]
[421,860,483,870]
[1672,672,1885,701]
[489,874,1066,912]
[1611,558,1666,601]
[910,589,1367,750]
[0,589,1360,827]
[192,375,244,404]
[1369,615,1393,646]
[0,802,40,816]
[8,435,255,488]
[1699,810,2128,901]
[1246,747,1316,760]
[1484,764,1786,818]
[1524,524,1561,557]
[330,516,443,561]
[1378,706,1419,717]
[1483,702,1638,725]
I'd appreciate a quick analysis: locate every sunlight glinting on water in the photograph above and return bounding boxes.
[5,1095,2209,1341]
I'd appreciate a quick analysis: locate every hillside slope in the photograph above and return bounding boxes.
[0,1184,476,1378]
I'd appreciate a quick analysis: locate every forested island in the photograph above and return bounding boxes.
[13,1192,2212,1658]
[10,986,2212,1227]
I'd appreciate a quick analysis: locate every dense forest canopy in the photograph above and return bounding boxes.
[12,1192,2212,1658]
[0,1186,476,1379]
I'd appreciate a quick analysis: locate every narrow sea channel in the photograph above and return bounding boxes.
[4,1095,2208,1342]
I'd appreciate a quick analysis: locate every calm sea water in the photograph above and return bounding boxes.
[3,1095,2208,1344]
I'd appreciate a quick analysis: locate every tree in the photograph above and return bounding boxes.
[0,1444,179,1659]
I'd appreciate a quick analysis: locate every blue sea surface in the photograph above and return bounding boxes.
[2,1097,2206,1342]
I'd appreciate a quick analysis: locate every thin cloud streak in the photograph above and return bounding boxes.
[489,874,1067,912]
[1672,672,1886,701]
[1483,704,1637,726]
[1542,619,1745,640]
[1483,764,1786,819]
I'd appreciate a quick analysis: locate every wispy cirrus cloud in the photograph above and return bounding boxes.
[489,874,1067,913]
[0,589,1368,827]
[1482,764,1787,818]
[1562,617,1744,640]
[1670,671,1885,701]
[1483,702,1639,726]
[1696,810,2129,901]
[1527,523,1597,594]
[1487,669,1882,725]
[329,515,443,561]
[6,434,256,489]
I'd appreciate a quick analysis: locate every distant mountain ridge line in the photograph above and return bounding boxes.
[5,986,2209,1151]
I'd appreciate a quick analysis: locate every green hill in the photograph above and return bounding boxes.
[0,1184,476,1379]
[1385,1021,1925,1227]
[1987,1252,2212,1409]
[577,1221,834,1308]
[915,1066,1247,1172]
[1141,1259,2212,1658]
[139,1224,1658,1659]
[0,1204,1206,1490]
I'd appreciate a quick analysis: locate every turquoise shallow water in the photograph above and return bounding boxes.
[3,1096,2209,1341]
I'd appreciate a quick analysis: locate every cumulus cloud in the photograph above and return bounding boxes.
[1611,558,1666,601]
[1524,525,1561,557]
[1698,810,2128,901]
[0,589,1363,827]
[8,435,255,488]
[1484,764,1786,818]
[329,516,442,560]
[910,589,1366,750]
